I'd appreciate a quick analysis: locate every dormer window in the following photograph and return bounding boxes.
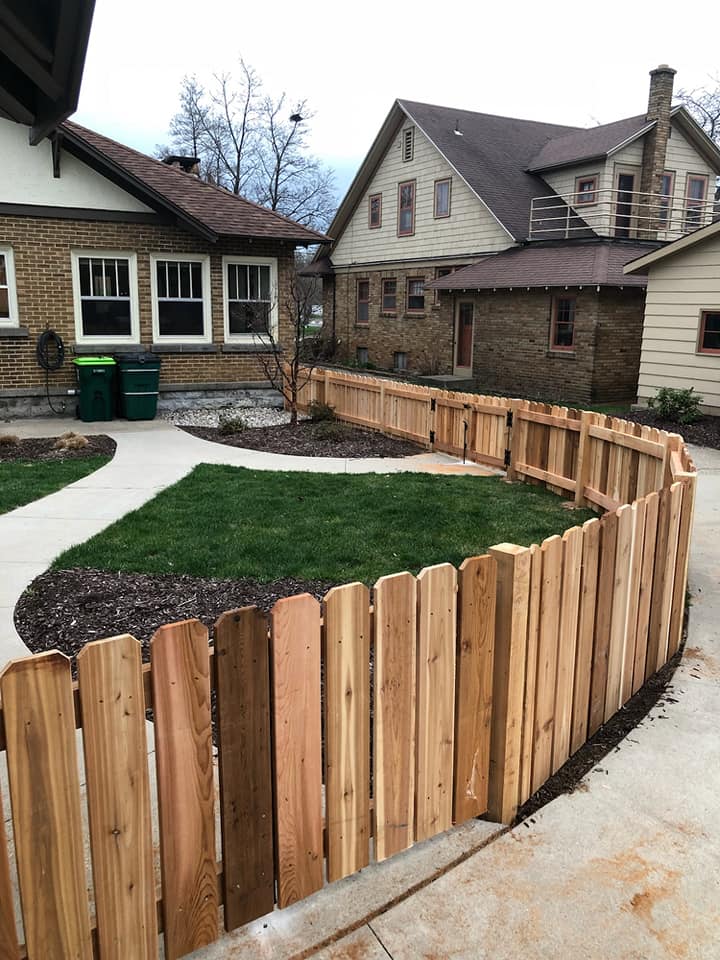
[402,128,414,162]
[575,175,598,205]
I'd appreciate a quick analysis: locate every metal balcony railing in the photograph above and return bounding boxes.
[529,187,718,241]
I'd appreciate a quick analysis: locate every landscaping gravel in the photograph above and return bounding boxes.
[160,404,299,429]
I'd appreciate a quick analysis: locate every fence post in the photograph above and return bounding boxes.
[574,411,593,507]
[487,543,531,823]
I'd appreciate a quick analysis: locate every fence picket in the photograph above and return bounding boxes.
[0,790,19,960]
[605,504,633,720]
[519,544,541,806]
[633,492,659,692]
[77,635,157,960]
[668,474,696,658]
[532,535,562,792]
[374,572,417,860]
[0,652,92,960]
[416,564,457,841]
[324,584,371,882]
[453,555,496,823]
[621,500,646,705]
[552,526,583,773]
[271,595,323,907]
[214,607,275,930]
[588,511,617,735]
[152,620,217,959]
[571,519,601,754]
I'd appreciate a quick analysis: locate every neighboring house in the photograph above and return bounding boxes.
[312,65,720,403]
[0,118,328,416]
[624,219,720,413]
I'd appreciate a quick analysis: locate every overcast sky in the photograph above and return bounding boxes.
[75,0,718,198]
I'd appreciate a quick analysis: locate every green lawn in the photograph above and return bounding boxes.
[0,457,110,515]
[54,465,593,584]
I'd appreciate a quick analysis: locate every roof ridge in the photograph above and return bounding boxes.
[398,98,582,133]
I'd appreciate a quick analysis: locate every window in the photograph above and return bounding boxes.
[433,265,466,305]
[356,346,369,365]
[223,256,277,341]
[575,175,598,205]
[658,171,675,225]
[398,181,415,236]
[407,278,425,313]
[698,311,720,354]
[550,296,576,350]
[382,279,397,314]
[151,255,211,342]
[402,128,414,162]
[0,247,19,327]
[434,178,451,218]
[369,194,382,229]
[357,279,369,324]
[393,351,408,371]
[71,251,139,342]
[685,175,708,228]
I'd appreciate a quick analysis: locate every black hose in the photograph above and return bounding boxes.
[36,330,67,415]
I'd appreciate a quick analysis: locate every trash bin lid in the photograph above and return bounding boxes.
[116,352,159,365]
[73,356,117,365]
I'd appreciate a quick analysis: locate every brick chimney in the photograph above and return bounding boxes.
[639,64,676,235]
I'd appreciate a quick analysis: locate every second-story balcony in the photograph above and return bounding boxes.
[529,186,718,242]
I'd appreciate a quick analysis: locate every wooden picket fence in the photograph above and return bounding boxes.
[0,368,698,959]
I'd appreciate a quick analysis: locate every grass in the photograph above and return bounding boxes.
[54,465,594,585]
[0,456,111,515]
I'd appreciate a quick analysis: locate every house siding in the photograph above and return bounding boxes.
[637,232,720,411]
[0,215,295,399]
[331,121,512,267]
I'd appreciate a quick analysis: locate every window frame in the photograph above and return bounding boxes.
[433,178,452,218]
[658,170,675,225]
[397,180,416,237]
[71,249,140,344]
[381,278,397,315]
[406,277,425,314]
[0,246,20,328]
[549,295,576,352]
[697,308,720,355]
[222,255,278,344]
[368,193,382,229]
[356,278,370,326]
[684,173,709,228]
[574,174,599,206]
[150,253,212,344]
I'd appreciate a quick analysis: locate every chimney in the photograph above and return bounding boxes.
[161,155,201,176]
[639,64,676,236]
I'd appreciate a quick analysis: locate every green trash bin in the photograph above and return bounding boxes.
[73,357,116,422]
[116,353,161,420]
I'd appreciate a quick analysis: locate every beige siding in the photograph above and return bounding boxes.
[540,161,614,237]
[663,123,717,234]
[332,122,512,267]
[638,232,720,410]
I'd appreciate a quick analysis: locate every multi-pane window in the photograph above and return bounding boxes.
[74,253,135,339]
[434,179,451,218]
[398,181,415,236]
[575,176,598,205]
[369,194,382,228]
[407,278,425,313]
[550,296,576,350]
[382,279,397,314]
[658,171,674,225]
[698,311,720,354]
[685,175,708,228]
[226,262,272,336]
[154,258,208,338]
[402,128,414,162]
[356,346,369,365]
[0,249,18,326]
[357,279,369,324]
[394,351,408,371]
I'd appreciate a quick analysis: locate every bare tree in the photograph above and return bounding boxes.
[677,77,720,146]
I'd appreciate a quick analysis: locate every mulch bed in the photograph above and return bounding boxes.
[0,434,116,462]
[621,409,719,449]
[181,420,424,458]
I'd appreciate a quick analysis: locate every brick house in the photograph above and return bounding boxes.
[0,118,328,416]
[312,65,720,404]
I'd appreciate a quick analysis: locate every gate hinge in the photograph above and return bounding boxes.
[430,430,435,444]
[506,410,513,427]
[504,448,511,468]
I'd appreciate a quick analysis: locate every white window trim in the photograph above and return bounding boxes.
[0,246,20,327]
[222,255,279,344]
[71,249,140,344]
[150,253,212,344]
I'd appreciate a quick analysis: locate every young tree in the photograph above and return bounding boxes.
[676,77,720,146]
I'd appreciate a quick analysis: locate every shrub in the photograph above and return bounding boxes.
[0,434,20,446]
[53,433,88,450]
[648,387,703,424]
[218,415,248,435]
[307,400,336,422]
[312,420,352,442]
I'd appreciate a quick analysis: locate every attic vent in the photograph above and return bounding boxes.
[454,119,463,137]
[402,128,414,162]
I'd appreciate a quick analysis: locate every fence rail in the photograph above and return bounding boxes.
[0,367,697,959]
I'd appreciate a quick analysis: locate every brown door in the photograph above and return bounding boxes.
[456,302,474,370]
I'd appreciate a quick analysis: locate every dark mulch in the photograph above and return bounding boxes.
[622,409,718,449]
[0,434,116,462]
[15,568,337,664]
[181,420,424,458]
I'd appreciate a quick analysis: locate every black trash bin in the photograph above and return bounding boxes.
[115,353,161,420]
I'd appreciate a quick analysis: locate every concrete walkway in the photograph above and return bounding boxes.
[314,444,720,959]
[0,417,491,661]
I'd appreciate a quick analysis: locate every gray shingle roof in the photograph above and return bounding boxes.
[427,242,656,290]
[527,114,651,172]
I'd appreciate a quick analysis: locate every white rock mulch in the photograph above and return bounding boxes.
[159,404,304,429]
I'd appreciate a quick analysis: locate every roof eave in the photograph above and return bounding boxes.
[670,106,720,172]
[527,152,608,174]
[624,219,720,274]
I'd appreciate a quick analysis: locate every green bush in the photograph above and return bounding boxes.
[312,420,352,442]
[218,415,248,435]
[307,400,336,422]
[647,387,703,424]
